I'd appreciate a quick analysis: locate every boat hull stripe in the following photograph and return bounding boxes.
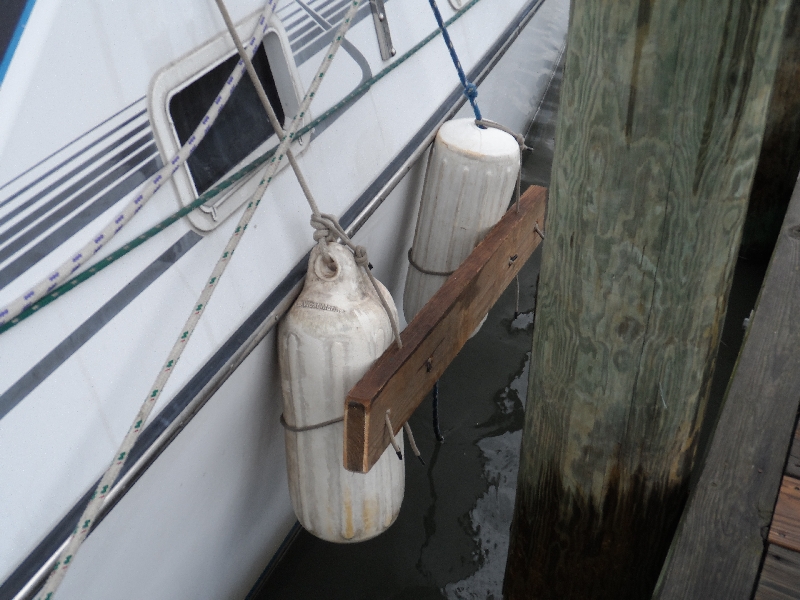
[0,152,161,289]
[0,123,152,235]
[293,2,373,65]
[0,231,201,422]
[0,106,148,209]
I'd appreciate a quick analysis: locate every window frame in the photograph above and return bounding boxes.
[149,9,308,232]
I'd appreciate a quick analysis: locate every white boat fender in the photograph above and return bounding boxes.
[278,241,405,543]
[403,118,521,325]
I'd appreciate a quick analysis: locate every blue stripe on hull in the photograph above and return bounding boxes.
[0,0,37,91]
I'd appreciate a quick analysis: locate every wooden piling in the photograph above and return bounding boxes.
[503,1,790,598]
[740,0,800,258]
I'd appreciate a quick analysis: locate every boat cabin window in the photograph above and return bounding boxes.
[149,13,306,231]
[169,45,285,196]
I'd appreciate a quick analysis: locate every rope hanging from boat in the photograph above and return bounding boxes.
[35,2,362,597]
[0,0,490,335]
[0,0,279,330]
[214,0,401,351]
[309,214,403,346]
[426,0,482,121]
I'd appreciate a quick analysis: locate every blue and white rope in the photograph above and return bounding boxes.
[0,0,278,328]
[36,1,362,598]
[426,0,482,120]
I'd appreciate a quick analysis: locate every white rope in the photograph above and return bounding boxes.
[403,422,425,465]
[216,0,402,349]
[0,0,278,328]
[385,410,403,460]
[35,2,367,597]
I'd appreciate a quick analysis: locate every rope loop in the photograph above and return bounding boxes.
[280,413,343,432]
[310,213,337,243]
[474,118,527,213]
[308,212,403,349]
[352,245,369,269]
[407,247,455,277]
[475,118,527,149]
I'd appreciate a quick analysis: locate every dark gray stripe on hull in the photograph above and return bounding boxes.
[287,16,322,45]
[0,150,161,289]
[286,0,339,42]
[0,102,147,205]
[290,0,350,52]
[281,9,307,34]
[0,122,152,233]
[293,3,373,65]
[0,230,202,421]
[0,1,545,595]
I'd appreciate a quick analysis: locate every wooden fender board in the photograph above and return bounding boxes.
[344,185,547,473]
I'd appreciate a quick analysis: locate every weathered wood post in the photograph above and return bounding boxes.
[503,1,790,599]
[740,0,800,258]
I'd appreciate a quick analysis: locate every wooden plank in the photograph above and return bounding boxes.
[755,544,800,600]
[653,176,800,597]
[343,185,547,473]
[787,422,800,479]
[770,476,800,553]
[504,0,792,598]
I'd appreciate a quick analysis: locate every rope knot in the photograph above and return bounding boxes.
[306,212,401,348]
[352,245,369,269]
[463,81,478,101]
[310,214,336,243]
